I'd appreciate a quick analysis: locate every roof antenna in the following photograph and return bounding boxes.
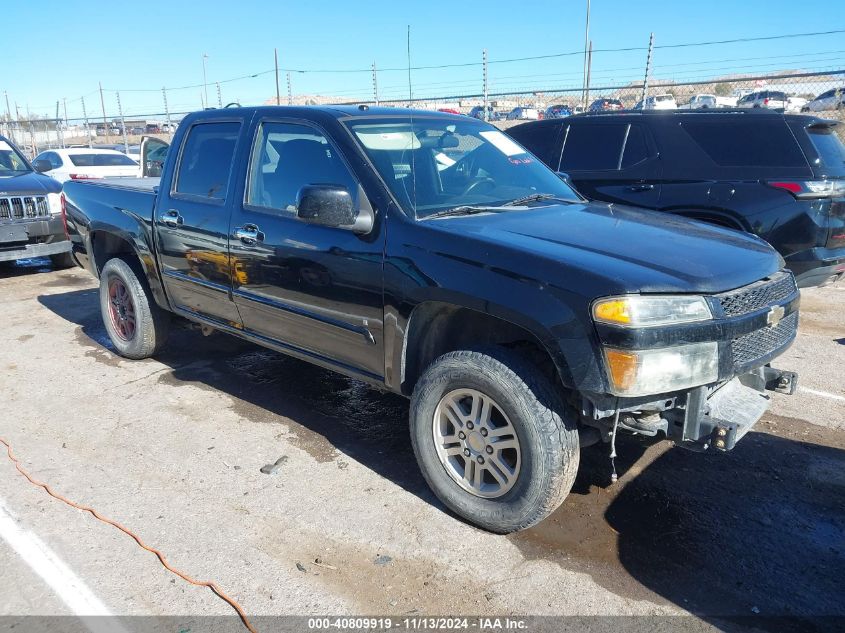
[407,24,418,217]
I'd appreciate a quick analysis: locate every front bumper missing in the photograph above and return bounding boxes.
[676,366,797,452]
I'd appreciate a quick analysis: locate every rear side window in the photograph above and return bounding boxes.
[507,124,560,168]
[175,121,241,200]
[680,120,806,168]
[69,153,137,167]
[807,127,845,177]
[560,123,627,171]
[621,125,648,168]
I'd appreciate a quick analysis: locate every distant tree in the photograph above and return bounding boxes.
[714,82,733,96]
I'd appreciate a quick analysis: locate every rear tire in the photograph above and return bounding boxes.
[50,251,76,269]
[99,257,169,359]
[410,347,579,533]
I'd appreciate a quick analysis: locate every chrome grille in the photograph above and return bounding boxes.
[731,311,798,371]
[717,272,797,317]
[0,195,50,222]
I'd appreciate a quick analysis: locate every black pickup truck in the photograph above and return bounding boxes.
[0,136,73,266]
[63,106,798,533]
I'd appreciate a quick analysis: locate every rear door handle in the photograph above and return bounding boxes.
[234,224,264,245]
[159,209,183,227]
[628,183,654,192]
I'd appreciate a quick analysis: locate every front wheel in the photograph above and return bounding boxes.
[99,257,170,359]
[410,347,579,533]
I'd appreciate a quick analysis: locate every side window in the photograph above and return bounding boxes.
[560,123,627,171]
[48,152,63,168]
[621,125,649,168]
[175,121,241,200]
[680,121,806,167]
[247,121,358,213]
[507,124,560,168]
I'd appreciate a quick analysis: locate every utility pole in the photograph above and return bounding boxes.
[99,81,109,143]
[641,32,654,105]
[162,87,173,140]
[372,62,379,106]
[62,97,68,146]
[116,91,128,153]
[274,48,281,106]
[3,91,13,144]
[286,72,292,105]
[581,0,591,108]
[81,95,92,148]
[216,82,222,108]
[55,101,64,148]
[482,49,489,122]
[202,53,209,108]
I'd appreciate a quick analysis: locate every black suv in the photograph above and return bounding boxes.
[507,110,845,287]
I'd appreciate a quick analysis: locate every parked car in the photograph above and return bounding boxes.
[145,123,162,134]
[506,107,540,120]
[0,135,73,267]
[634,94,677,110]
[63,105,798,533]
[544,104,573,119]
[736,90,788,110]
[129,126,145,135]
[468,105,497,120]
[802,88,845,112]
[678,94,737,109]
[588,98,623,112]
[507,109,845,287]
[786,96,808,113]
[32,148,140,183]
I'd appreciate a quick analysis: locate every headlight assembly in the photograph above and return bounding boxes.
[593,295,712,328]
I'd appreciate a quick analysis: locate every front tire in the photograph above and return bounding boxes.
[410,347,579,533]
[99,257,169,359]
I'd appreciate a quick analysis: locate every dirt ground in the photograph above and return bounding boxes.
[0,259,843,633]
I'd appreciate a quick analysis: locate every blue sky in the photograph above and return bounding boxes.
[4,0,844,120]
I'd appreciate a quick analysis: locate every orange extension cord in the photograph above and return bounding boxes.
[0,437,257,633]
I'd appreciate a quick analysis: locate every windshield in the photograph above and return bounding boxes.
[0,139,32,176]
[346,117,581,219]
[69,152,138,167]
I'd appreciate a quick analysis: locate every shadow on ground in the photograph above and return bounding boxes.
[38,287,845,632]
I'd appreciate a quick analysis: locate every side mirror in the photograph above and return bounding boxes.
[296,185,374,234]
[33,159,52,173]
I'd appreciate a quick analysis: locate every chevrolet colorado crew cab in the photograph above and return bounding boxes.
[0,135,73,266]
[62,106,798,533]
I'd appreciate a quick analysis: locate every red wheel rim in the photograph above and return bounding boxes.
[107,276,136,341]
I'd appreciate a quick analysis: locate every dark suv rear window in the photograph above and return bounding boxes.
[806,127,845,177]
[680,120,806,168]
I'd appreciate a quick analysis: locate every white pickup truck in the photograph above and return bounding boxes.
[678,94,737,109]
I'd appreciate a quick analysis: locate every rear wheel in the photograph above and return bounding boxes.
[99,257,169,359]
[410,347,579,533]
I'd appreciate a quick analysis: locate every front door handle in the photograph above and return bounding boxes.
[628,183,654,192]
[159,209,183,227]
[234,224,264,245]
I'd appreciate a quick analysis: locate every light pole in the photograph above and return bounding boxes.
[202,53,209,108]
[581,0,591,108]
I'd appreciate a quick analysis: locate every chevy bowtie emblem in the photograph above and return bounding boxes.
[766,305,785,327]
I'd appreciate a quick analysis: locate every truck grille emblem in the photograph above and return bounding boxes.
[766,305,785,327]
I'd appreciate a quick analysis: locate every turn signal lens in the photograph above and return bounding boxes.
[604,349,639,392]
[593,300,631,325]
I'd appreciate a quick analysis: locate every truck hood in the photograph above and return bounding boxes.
[435,202,783,294]
[0,171,62,195]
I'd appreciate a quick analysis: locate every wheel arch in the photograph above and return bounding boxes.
[89,229,170,310]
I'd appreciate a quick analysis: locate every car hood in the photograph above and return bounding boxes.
[432,202,783,294]
[0,171,62,195]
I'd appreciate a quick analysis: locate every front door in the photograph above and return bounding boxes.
[228,118,385,381]
[560,121,662,209]
[154,119,244,326]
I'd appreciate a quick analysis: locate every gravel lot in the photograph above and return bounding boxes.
[0,259,843,632]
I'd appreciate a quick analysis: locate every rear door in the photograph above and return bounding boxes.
[154,117,245,325]
[227,117,386,381]
[558,120,662,208]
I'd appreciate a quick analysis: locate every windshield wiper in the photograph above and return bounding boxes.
[422,206,502,220]
[501,193,568,207]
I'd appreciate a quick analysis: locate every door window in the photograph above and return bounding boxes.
[175,121,241,200]
[620,125,649,168]
[560,123,627,171]
[506,123,561,168]
[680,120,806,167]
[246,122,358,214]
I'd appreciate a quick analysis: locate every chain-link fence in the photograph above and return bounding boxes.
[2,70,844,159]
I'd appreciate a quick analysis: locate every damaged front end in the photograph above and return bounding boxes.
[584,270,800,454]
